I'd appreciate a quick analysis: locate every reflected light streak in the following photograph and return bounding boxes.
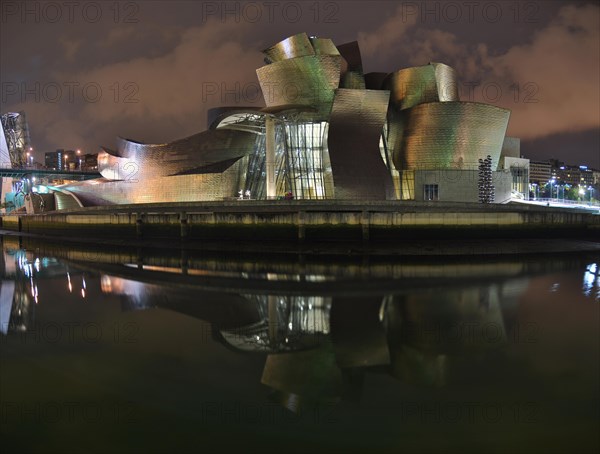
[583,263,599,299]
[101,275,112,293]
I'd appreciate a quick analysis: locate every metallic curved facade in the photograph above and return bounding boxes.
[384,62,459,111]
[256,55,341,119]
[97,129,256,181]
[61,162,246,205]
[328,89,394,199]
[263,32,316,62]
[364,72,389,90]
[308,37,340,57]
[389,102,510,171]
[337,41,366,89]
[53,33,516,207]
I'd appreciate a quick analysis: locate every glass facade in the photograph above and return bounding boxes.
[241,120,333,200]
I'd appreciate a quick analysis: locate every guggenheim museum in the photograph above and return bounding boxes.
[55,33,528,207]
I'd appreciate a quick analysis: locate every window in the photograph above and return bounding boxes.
[423,184,439,201]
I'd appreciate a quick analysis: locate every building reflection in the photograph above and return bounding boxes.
[0,236,86,334]
[582,263,599,298]
[220,295,331,353]
[97,269,527,411]
[1,239,35,334]
[2,235,598,413]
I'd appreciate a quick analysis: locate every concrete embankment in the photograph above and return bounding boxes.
[1,200,599,243]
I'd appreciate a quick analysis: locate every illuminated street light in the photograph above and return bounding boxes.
[549,178,556,201]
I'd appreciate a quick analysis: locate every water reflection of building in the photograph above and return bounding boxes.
[97,265,530,411]
[1,239,34,334]
[220,295,331,352]
[583,263,599,299]
[0,236,83,334]
[4,237,598,413]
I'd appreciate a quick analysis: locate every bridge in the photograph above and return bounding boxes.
[0,168,101,181]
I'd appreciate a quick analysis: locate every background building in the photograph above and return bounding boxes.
[555,165,595,186]
[45,149,90,171]
[45,150,64,170]
[529,161,552,185]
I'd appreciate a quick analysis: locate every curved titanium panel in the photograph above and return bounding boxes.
[256,55,342,119]
[340,72,366,90]
[97,150,136,180]
[308,37,340,57]
[207,106,263,130]
[432,62,459,100]
[327,89,395,199]
[501,136,521,158]
[337,41,365,89]
[364,72,389,90]
[390,102,510,171]
[336,41,363,72]
[63,159,246,204]
[263,33,315,62]
[100,129,256,180]
[384,62,459,110]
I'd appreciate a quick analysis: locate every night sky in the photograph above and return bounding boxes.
[1,0,598,168]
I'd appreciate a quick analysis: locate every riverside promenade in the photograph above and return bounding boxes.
[1,201,599,247]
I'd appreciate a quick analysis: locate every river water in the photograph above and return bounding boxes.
[1,235,598,453]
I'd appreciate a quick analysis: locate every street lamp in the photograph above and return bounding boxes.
[549,178,556,201]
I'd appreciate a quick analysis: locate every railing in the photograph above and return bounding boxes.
[526,198,600,207]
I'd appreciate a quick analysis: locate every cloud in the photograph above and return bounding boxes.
[357,4,418,61]
[486,4,600,139]
[59,36,82,61]
[8,18,264,153]
[73,19,264,143]
[357,3,600,141]
[6,3,599,158]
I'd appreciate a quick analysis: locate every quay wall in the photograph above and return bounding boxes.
[1,201,599,241]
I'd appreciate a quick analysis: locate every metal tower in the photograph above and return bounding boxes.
[0,111,31,168]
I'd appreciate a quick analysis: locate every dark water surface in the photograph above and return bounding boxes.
[1,235,599,453]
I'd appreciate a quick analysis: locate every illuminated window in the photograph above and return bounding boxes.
[400,170,415,200]
[423,184,439,201]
